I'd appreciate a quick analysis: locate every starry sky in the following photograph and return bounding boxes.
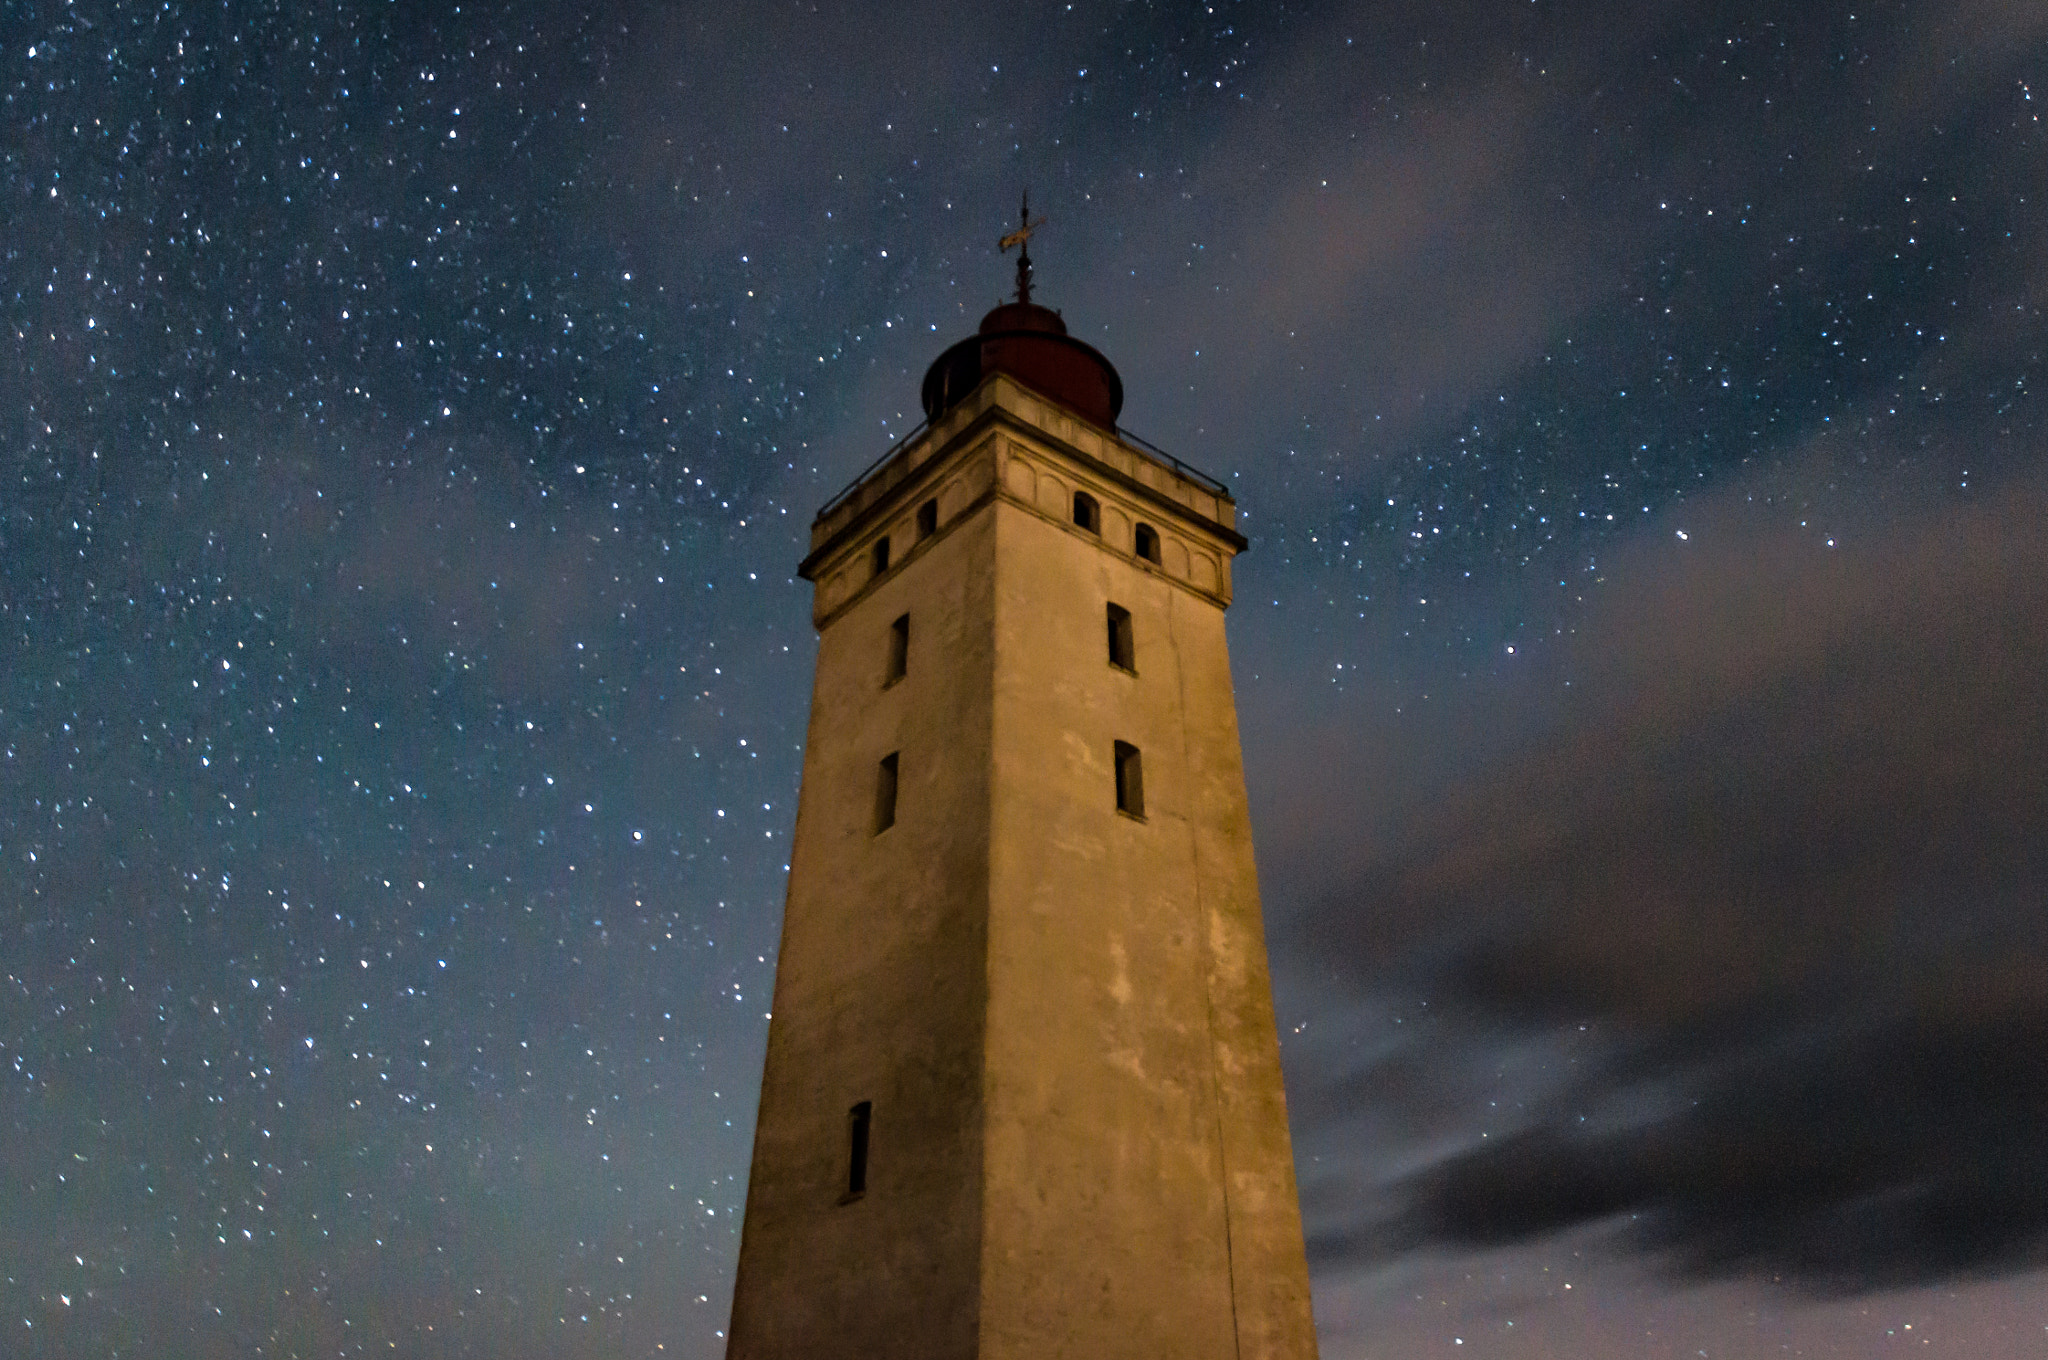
[4,0,2046,1356]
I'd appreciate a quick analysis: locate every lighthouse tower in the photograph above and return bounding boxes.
[726,218,1318,1360]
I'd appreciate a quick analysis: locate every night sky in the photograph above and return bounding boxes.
[5,1,2047,1356]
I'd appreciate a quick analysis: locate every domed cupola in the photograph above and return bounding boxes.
[919,197,1123,429]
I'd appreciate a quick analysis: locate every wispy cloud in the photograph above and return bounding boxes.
[1284,446,2048,1290]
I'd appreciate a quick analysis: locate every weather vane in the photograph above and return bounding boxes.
[997,190,1047,305]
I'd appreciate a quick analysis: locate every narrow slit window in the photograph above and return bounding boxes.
[885,614,909,685]
[1114,741,1145,818]
[874,752,899,833]
[1134,522,1160,564]
[1073,491,1101,534]
[872,535,891,577]
[1106,603,1135,672]
[845,1100,872,1200]
[916,497,939,540]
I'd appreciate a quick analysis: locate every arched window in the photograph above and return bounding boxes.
[1134,522,1160,564]
[1073,491,1101,534]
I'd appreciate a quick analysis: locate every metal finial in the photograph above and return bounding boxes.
[997,190,1047,305]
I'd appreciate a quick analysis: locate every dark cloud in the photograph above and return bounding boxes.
[1404,999,2048,1290]
[1287,455,2048,1291]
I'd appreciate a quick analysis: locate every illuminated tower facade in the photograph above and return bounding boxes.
[727,232,1318,1360]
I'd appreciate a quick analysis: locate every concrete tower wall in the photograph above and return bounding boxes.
[728,375,1317,1360]
[978,429,1314,1360]
[981,495,1239,1357]
[727,460,999,1358]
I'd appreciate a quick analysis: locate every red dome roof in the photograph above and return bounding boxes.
[920,301,1123,430]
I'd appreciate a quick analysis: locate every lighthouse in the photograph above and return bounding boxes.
[727,211,1318,1359]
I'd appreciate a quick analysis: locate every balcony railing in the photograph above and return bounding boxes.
[813,413,1231,526]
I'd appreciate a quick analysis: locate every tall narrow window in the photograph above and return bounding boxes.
[1134,522,1161,564]
[872,535,891,577]
[1106,603,1135,672]
[874,752,899,833]
[885,613,909,685]
[916,497,939,540]
[1114,741,1145,818]
[1073,490,1101,534]
[844,1100,872,1201]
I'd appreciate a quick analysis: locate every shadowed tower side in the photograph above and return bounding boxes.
[726,225,1317,1359]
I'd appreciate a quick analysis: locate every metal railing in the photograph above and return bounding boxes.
[811,413,1233,526]
[1114,427,1233,499]
[812,418,930,523]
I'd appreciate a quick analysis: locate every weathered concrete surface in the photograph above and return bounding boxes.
[728,373,1317,1360]
[726,497,995,1359]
